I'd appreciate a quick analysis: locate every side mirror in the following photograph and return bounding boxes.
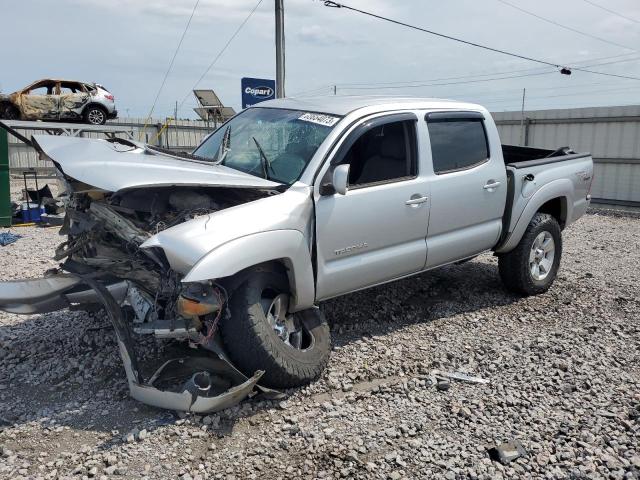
[332,164,350,195]
[319,164,350,196]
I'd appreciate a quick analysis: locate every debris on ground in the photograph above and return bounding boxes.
[0,232,21,246]
[487,440,528,464]
[435,370,490,385]
[0,210,638,479]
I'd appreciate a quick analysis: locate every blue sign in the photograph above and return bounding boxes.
[241,77,276,109]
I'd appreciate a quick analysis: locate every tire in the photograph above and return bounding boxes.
[498,213,562,296]
[221,268,331,388]
[84,105,107,125]
[1,104,19,120]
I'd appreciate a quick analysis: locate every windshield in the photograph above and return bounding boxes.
[193,108,341,184]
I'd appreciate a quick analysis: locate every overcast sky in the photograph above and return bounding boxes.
[2,0,639,119]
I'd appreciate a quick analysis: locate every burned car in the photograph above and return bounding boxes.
[0,79,117,125]
[0,96,592,413]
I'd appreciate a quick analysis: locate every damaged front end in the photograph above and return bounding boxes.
[0,138,284,413]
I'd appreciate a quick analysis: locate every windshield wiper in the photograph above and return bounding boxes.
[252,136,275,180]
[214,126,231,164]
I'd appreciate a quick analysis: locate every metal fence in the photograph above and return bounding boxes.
[6,105,640,205]
[7,117,215,173]
[493,105,640,206]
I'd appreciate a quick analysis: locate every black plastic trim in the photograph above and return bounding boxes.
[425,111,485,122]
[330,112,418,166]
[506,152,591,169]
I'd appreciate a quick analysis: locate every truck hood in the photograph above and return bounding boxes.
[32,135,281,192]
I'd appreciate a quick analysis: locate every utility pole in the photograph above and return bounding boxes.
[275,0,285,98]
[333,85,337,95]
[519,88,526,146]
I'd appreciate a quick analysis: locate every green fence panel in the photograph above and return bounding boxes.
[0,129,11,227]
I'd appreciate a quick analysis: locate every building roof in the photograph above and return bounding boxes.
[256,95,483,116]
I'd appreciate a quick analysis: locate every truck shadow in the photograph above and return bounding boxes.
[0,256,520,448]
[322,256,522,348]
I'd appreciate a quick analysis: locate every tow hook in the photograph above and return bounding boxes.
[523,173,535,182]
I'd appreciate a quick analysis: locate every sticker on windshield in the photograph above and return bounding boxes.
[298,112,340,127]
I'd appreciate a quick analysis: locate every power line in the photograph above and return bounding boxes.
[340,71,556,90]
[485,84,640,105]
[337,56,640,91]
[580,0,640,24]
[337,54,640,90]
[495,0,636,51]
[322,1,640,81]
[177,0,264,111]
[143,0,200,124]
[291,52,640,96]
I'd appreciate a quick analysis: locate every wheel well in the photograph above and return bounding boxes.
[538,197,567,229]
[221,260,291,295]
[0,101,17,112]
[83,103,107,114]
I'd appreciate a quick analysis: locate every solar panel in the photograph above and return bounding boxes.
[193,89,222,107]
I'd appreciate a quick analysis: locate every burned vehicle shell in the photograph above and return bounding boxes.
[0,79,117,125]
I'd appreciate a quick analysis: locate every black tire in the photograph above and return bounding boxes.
[221,268,331,388]
[498,213,562,296]
[1,104,19,120]
[83,105,107,125]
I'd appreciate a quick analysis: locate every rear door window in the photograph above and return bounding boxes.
[426,115,489,174]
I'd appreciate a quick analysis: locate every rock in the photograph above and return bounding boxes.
[436,380,450,391]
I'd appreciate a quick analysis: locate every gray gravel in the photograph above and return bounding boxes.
[0,210,639,480]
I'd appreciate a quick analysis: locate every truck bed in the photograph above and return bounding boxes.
[496,144,593,253]
[502,144,591,169]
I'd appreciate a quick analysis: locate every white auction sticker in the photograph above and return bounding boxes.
[298,112,340,127]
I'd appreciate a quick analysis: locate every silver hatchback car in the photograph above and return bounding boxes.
[0,78,117,125]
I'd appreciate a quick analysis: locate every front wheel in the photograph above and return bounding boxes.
[498,213,562,296]
[221,268,331,388]
[1,104,19,120]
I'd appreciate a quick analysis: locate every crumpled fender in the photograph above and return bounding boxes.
[183,229,316,311]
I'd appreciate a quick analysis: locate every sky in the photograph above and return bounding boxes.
[2,0,640,119]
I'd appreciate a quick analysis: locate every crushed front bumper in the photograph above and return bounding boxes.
[0,275,281,413]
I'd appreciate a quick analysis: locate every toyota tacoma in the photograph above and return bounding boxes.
[0,97,593,412]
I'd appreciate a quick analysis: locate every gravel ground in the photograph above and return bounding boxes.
[0,210,638,480]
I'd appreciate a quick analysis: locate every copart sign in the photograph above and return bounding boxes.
[241,77,276,109]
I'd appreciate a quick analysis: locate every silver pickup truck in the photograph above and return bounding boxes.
[0,97,593,411]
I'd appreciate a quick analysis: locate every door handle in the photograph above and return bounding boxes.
[405,196,429,206]
[483,181,501,190]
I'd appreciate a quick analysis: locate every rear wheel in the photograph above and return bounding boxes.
[221,268,331,388]
[84,106,107,125]
[498,213,562,295]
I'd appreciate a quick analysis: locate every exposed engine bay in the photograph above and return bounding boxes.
[44,176,284,412]
[56,182,271,327]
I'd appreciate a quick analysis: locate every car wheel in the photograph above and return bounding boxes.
[1,105,19,120]
[221,268,331,388]
[84,106,107,125]
[498,213,562,296]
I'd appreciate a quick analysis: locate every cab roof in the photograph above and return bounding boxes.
[255,95,485,117]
